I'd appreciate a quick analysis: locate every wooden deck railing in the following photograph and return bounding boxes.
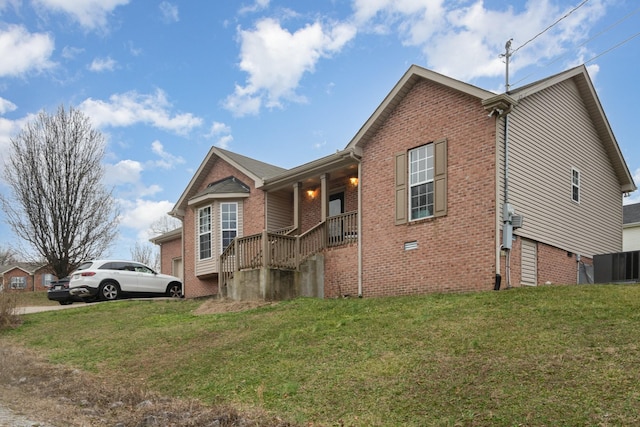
[219,211,357,295]
[326,211,358,247]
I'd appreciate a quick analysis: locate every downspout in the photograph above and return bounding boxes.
[349,150,363,298]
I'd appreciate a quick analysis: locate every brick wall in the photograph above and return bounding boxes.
[359,78,498,297]
[182,156,266,298]
[324,243,358,298]
[538,243,589,285]
[2,268,52,292]
[158,236,181,276]
[500,235,592,287]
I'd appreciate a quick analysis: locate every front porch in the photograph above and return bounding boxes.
[219,211,358,300]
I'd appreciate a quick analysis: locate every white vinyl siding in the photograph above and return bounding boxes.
[266,190,293,231]
[500,78,622,256]
[521,239,537,286]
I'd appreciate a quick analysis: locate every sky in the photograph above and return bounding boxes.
[0,0,638,260]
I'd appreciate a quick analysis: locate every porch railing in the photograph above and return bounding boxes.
[219,210,357,296]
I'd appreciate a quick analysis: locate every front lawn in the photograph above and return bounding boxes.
[4,284,640,426]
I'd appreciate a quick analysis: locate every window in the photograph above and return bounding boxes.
[42,274,54,287]
[409,143,435,220]
[198,206,212,259]
[394,138,447,225]
[10,276,26,289]
[572,168,580,203]
[221,202,237,251]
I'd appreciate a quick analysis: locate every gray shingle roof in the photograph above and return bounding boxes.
[623,203,640,224]
[216,147,287,180]
[193,176,250,198]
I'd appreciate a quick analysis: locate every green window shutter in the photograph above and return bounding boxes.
[395,151,407,224]
[433,138,448,217]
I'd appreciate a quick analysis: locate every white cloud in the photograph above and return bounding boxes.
[159,1,178,23]
[61,45,84,59]
[0,114,35,176]
[118,198,175,241]
[79,89,203,135]
[88,56,117,72]
[150,140,185,169]
[104,159,161,199]
[206,121,233,149]
[33,0,130,30]
[0,25,55,77]
[0,97,17,114]
[216,134,233,149]
[224,18,357,116]
[239,0,270,14]
[104,159,143,187]
[351,0,607,82]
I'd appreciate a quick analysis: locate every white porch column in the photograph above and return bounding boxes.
[293,182,300,232]
[320,173,328,222]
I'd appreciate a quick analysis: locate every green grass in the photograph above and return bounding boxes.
[4,285,640,426]
[12,290,58,307]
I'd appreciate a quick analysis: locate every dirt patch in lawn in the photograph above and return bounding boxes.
[0,298,291,427]
[193,298,277,315]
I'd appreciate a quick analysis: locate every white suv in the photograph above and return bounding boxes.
[68,260,183,301]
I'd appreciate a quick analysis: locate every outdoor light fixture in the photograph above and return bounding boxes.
[306,189,316,199]
[349,177,359,186]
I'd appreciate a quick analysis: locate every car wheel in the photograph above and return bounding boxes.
[166,283,182,298]
[59,300,72,305]
[100,281,119,301]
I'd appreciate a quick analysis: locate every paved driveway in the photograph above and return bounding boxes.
[17,303,90,315]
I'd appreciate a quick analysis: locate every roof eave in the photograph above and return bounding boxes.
[262,147,362,190]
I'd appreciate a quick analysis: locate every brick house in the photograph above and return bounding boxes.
[0,264,54,292]
[153,64,635,300]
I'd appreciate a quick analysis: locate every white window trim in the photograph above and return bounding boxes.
[10,276,27,289]
[220,202,238,252]
[408,143,435,221]
[198,205,212,260]
[571,167,581,203]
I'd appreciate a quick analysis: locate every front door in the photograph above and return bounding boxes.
[328,192,344,244]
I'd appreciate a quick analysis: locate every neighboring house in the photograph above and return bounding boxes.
[623,203,640,251]
[0,264,54,292]
[154,64,636,300]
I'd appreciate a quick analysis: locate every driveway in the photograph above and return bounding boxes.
[17,303,91,314]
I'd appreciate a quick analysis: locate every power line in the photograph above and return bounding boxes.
[584,30,640,64]
[512,0,590,55]
[509,5,640,88]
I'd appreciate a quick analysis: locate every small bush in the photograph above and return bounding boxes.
[0,290,21,330]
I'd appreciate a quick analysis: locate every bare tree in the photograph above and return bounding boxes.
[0,105,119,279]
[149,215,181,235]
[130,242,159,270]
[0,246,18,265]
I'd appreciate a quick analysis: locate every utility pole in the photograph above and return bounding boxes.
[501,38,514,289]
[504,38,513,92]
